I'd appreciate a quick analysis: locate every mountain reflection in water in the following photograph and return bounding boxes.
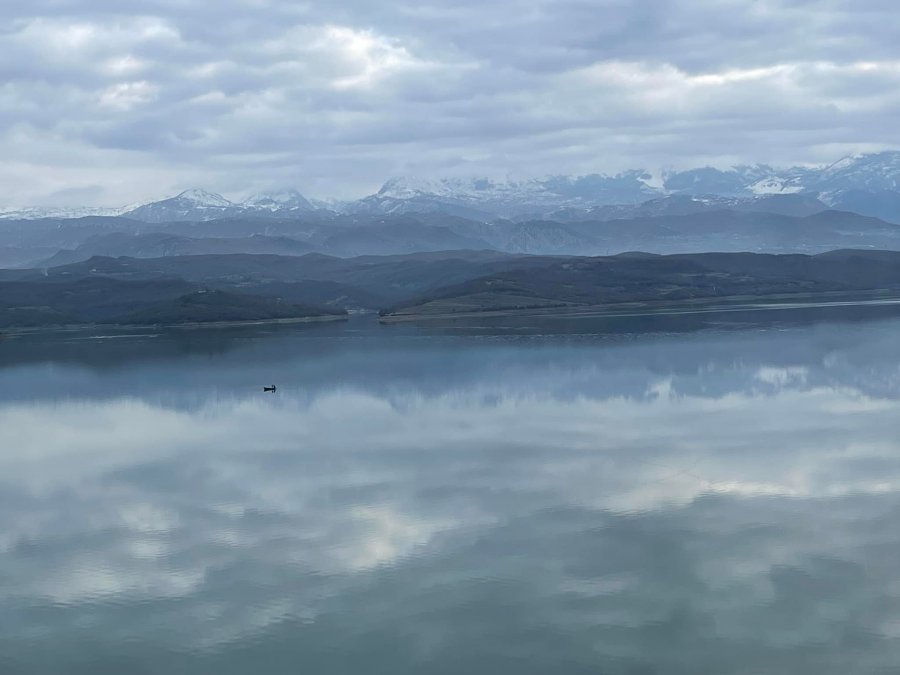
[2,308,900,674]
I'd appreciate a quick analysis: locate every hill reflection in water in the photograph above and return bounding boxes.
[2,307,900,673]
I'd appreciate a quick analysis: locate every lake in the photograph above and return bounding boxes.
[3,304,900,674]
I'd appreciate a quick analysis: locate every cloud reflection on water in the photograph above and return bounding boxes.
[2,317,900,672]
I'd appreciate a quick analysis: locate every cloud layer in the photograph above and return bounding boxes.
[4,0,900,205]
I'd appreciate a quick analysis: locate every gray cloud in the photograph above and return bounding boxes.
[2,0,900,205]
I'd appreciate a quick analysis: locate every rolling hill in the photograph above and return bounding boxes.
[382,249,900,319]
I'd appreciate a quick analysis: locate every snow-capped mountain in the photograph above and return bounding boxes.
[661,152,900,200]
[354,171,660,218]
[662,164,806,197]
[748,177,804,195]
[0,188,321,223]
[174,188,232,207]
[356,154,900,219]
[814,152,900,199]
[119,188,320,222]
[0,205,134,220]
[6,151,900,223]
[123,189,242,223]
[241,189,314,213]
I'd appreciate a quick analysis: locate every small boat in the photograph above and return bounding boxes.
[263,385,277,392]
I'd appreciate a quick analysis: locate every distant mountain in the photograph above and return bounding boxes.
[829,190,900,224]
[353,172,660,218]
[440,207,900,256]
[240,189,314,213]
[35,232,314,267]
[119,188,321,223]
[0,245,57,268]
[350,152,900,220]
[443,218,592,255]
[0,205,133,220]
[123,189,245,223]
[662,152,900,201]
[549,193,829,223]
[7,151,900,223]
[662,164,808,197]
[559,209,900,255]
[315,220,493,257]
[0,216,153,252]
[813,153,900,196]
[0,189,321,224]
[6,206,900,266]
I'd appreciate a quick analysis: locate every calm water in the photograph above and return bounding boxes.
[4,305,900,674]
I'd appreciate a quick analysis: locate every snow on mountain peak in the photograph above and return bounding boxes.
[377,176,494,199]
[242,189,312,210]
[749,177,803,195]
[0,205,132,220]
[9,151,900,222]
[823,153,867,174]
[377,172,658,203]
[175,189,233,207]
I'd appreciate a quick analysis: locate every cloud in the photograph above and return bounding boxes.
[2,1,900,205]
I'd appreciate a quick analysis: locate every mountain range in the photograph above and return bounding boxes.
[1,151,900,288]
[3,206,900,270]
[7,152,900,223]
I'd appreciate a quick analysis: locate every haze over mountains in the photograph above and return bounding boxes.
[6,152,900,223]
[5,152,900,328]
[1,152,900,268]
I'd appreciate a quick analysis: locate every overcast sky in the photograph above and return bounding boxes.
[3,0,900,205]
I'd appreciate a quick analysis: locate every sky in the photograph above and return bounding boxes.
[3,0,900,206]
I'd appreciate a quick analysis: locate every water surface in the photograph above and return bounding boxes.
[3,307,900,673]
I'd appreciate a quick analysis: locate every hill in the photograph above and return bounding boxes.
[0,275,344,329]
[118,289,343,325]
[36,232,315,267]
[0,250,549,309]
[5,204,900,266]
[7,248,900,329]
[382,249,900,319]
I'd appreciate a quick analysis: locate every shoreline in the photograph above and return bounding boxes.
[0,313,348,337]
[379,290,900,323]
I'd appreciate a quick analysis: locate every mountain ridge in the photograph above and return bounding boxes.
[8,151,900,222]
